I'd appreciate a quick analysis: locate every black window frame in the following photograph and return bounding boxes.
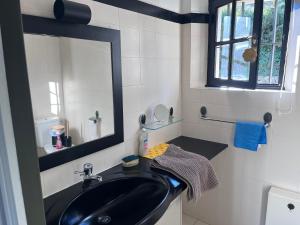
[207,0,292,90]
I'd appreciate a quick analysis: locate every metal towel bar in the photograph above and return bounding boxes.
[200,106,272,127]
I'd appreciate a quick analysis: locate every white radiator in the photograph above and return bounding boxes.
[265,187,300,225]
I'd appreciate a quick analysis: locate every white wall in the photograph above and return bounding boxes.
[61,38,114,143]
[182,3,300,225]
[21,0,182,197]
[24,34,65,120]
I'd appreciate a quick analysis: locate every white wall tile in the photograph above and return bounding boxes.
[156,20,181,36]
[140,30,157,58]
[122,57,141,87]
[89,2,119,29]
[140,58,160,109]
[119,9,141,30]
[182,213,197,225]
[195,221,209,225]
[148,123,182,148]
[191,0,208,13]
[21,0,54,18]
[156,33,180,59]
[123,86,142,117]
[139,14,158,32]
[40,161,75,197]
[121,28,140,58]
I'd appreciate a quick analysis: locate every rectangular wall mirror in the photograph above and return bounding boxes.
[22,15,124,171]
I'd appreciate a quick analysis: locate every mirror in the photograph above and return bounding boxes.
[22,15,124,171]
[24,35,114,157]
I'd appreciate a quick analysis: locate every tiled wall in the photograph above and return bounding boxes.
[182,1,300,225]
[21,0,182,197]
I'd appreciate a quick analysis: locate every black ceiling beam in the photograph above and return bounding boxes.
[94,0,209,24]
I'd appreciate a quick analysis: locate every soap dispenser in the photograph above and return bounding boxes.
[138,115,149,156]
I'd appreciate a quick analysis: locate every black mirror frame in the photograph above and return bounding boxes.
[22,15,124,172]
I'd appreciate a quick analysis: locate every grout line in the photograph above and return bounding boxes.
[183,213,209,225]
[192,220,198,225]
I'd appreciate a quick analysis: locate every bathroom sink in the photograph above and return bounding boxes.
[59,175,170,225]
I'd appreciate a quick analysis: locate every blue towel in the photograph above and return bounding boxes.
[234,121,267,151]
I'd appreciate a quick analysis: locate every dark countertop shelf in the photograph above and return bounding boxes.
[168,136,228,160]
[43,136,227,225]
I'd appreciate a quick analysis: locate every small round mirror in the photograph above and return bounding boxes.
[154,104,169,122]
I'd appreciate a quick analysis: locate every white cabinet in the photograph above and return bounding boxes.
[265,187,300,225]
[156,195,182,225]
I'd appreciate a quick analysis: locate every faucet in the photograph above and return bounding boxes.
[75,163,102,184]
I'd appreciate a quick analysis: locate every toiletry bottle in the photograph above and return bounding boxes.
[88,111,102,141]
[139,128,149,156]
[56,132,63,150]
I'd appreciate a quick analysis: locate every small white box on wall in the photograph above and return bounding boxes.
[265,187,300,225]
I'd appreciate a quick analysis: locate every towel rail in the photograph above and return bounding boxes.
[200,106,272,127]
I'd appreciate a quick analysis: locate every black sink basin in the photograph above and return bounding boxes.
[59,175,170,225]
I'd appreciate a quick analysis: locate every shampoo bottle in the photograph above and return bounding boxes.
[139,128,149,156]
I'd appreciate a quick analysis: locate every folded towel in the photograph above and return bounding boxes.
[234,121,267,151]
[151,144,219,202]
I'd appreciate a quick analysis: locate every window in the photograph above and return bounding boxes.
[207,0,292,89]
[48,81,61,116]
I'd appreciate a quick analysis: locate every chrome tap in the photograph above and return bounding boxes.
[75,163,102,183]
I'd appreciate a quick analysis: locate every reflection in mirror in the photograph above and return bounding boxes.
[24,34,115,157]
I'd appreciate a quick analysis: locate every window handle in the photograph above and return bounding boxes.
[251,34,258,46]
[245,35,258,46]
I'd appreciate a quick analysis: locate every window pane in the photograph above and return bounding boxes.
[232,41,251,81]
[276,0,286,43]
[234,0,255,39]
[271,45,282,84]
[51,105,59,115]
[261,0,275,43]
[216,4,232,42]
[258,0,286,85]
[258,44,282,84]
[261,0,285,44]
[257,44,272,84]
[215,45,230,80]
[50,93,58,105]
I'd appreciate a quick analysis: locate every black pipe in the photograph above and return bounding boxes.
[53,0,91,24]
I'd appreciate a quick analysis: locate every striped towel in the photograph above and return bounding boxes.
[151,144,219,201]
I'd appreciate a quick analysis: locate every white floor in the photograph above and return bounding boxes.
[183,213,209,225]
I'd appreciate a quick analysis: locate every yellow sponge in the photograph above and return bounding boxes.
[143,143,169,159]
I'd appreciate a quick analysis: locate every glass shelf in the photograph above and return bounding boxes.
[142,117,183,130]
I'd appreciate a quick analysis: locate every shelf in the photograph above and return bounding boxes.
[142,117,183,130]
[168,136,228,160]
